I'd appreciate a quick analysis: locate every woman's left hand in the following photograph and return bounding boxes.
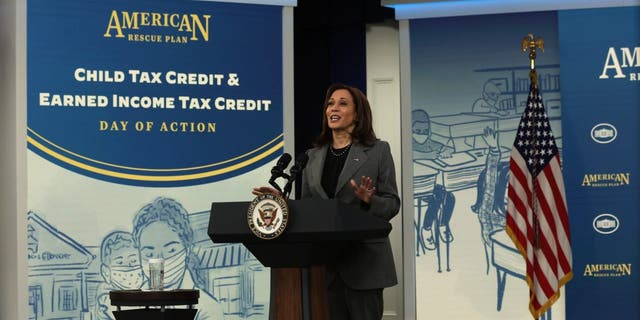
[252,186,282,197]
[350,176,375,204]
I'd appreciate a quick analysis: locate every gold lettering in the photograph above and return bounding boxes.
[582,175,591,186]
[139,12,150,26]
[170,14,180,28]
[190,14,210,41]
[619,264,632,275]
[121,11,140,30]
[104,10,124,38]
[619,173,630,185]
[178,14,192,33]
[105,11,210,41]
[151,13,162,26]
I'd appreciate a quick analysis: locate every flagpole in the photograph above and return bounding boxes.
[521,33,544,320]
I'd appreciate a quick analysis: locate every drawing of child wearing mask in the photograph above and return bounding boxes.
[94,231,144,320]
[132,197,225,320]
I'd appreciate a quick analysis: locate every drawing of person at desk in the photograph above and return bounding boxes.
[412,109,455,252]
[412,107,511,273]
[472,79,510,116]
[472,127,509,274]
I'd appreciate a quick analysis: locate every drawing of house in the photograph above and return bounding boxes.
[190,210,270,320]
[27,211,95,320]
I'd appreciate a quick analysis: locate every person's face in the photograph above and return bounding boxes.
[103,242,144,290]
[109,245,140,268]
[412,121,431,144]
[138,221,185,261]
[483,84,501,105]
[138,221,188,289]
[325,89,357,134]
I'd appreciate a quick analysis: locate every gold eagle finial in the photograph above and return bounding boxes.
[522,34,544,88]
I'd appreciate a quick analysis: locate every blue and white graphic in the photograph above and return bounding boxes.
[590,123,618,144]
[410,11,562,319]
[27,1,284,319]
[592,213,620,235]
[27,197,269,320]
[27,212,95,320]
[28,0,283,187]
[560,6,640,320]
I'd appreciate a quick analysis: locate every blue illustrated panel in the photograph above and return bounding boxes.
[27,0,284,186]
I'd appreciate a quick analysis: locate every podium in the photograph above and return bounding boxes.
[208,199,391,320]
[109,289,199,320]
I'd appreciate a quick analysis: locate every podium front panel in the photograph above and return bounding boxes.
[208,199,392,267]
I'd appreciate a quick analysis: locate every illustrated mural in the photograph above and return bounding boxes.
[410,11,563,319]
[27,197,269,320]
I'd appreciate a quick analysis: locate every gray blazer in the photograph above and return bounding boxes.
[301,140,400,290]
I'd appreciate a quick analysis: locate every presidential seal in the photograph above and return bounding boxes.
[247,193,289,240]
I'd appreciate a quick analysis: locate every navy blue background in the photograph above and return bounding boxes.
[28,0,283,186]
[560,6,640,319]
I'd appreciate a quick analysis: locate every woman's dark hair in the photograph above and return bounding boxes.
[314,83,377,147]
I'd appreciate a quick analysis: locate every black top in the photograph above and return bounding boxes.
[321,144,351,198]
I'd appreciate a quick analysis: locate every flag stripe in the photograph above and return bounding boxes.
[540,159,573,275]
[540,159,572,276]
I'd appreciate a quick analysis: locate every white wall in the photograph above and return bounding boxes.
[0,0,28,319]
[365,20,404,320]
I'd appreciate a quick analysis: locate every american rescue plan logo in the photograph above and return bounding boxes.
[103,11,211,44]
[582,172,630,188]
[247,193,289,240]
[583,263,632,278]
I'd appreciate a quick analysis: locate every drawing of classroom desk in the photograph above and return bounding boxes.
[109,289,199,320]
[414,149,487,192]
[430,112,528,151]
[414,149,487,272]
[413,162,437,258]
[490,230,551,319]
[429,113,497,151]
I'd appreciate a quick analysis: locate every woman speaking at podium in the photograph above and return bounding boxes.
[254,83,400,319]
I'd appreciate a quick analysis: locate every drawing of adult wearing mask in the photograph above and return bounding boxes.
[94,231,144,320]
[132,197,225,320]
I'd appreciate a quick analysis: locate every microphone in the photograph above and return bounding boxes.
[283,153,309,199]
[269,153,292,193]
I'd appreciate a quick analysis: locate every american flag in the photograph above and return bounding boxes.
[506,81,573,319]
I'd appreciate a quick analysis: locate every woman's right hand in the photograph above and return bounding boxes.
[251,186,282,197]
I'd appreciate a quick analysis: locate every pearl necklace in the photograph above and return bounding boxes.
[329,143,352,157]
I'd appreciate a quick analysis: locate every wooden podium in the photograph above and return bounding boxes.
[109,289,199,320]
[208,199,391,320]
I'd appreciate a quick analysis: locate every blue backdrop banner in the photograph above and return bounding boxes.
[28,0,283,187]
[26,1,283,319]
[559,6,640,319]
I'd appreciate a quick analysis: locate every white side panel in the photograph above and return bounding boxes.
[366,21,404,320]
[0,0,28,319]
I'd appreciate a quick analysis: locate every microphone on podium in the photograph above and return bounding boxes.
[283,153,309,199]
[268,153,292,193]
